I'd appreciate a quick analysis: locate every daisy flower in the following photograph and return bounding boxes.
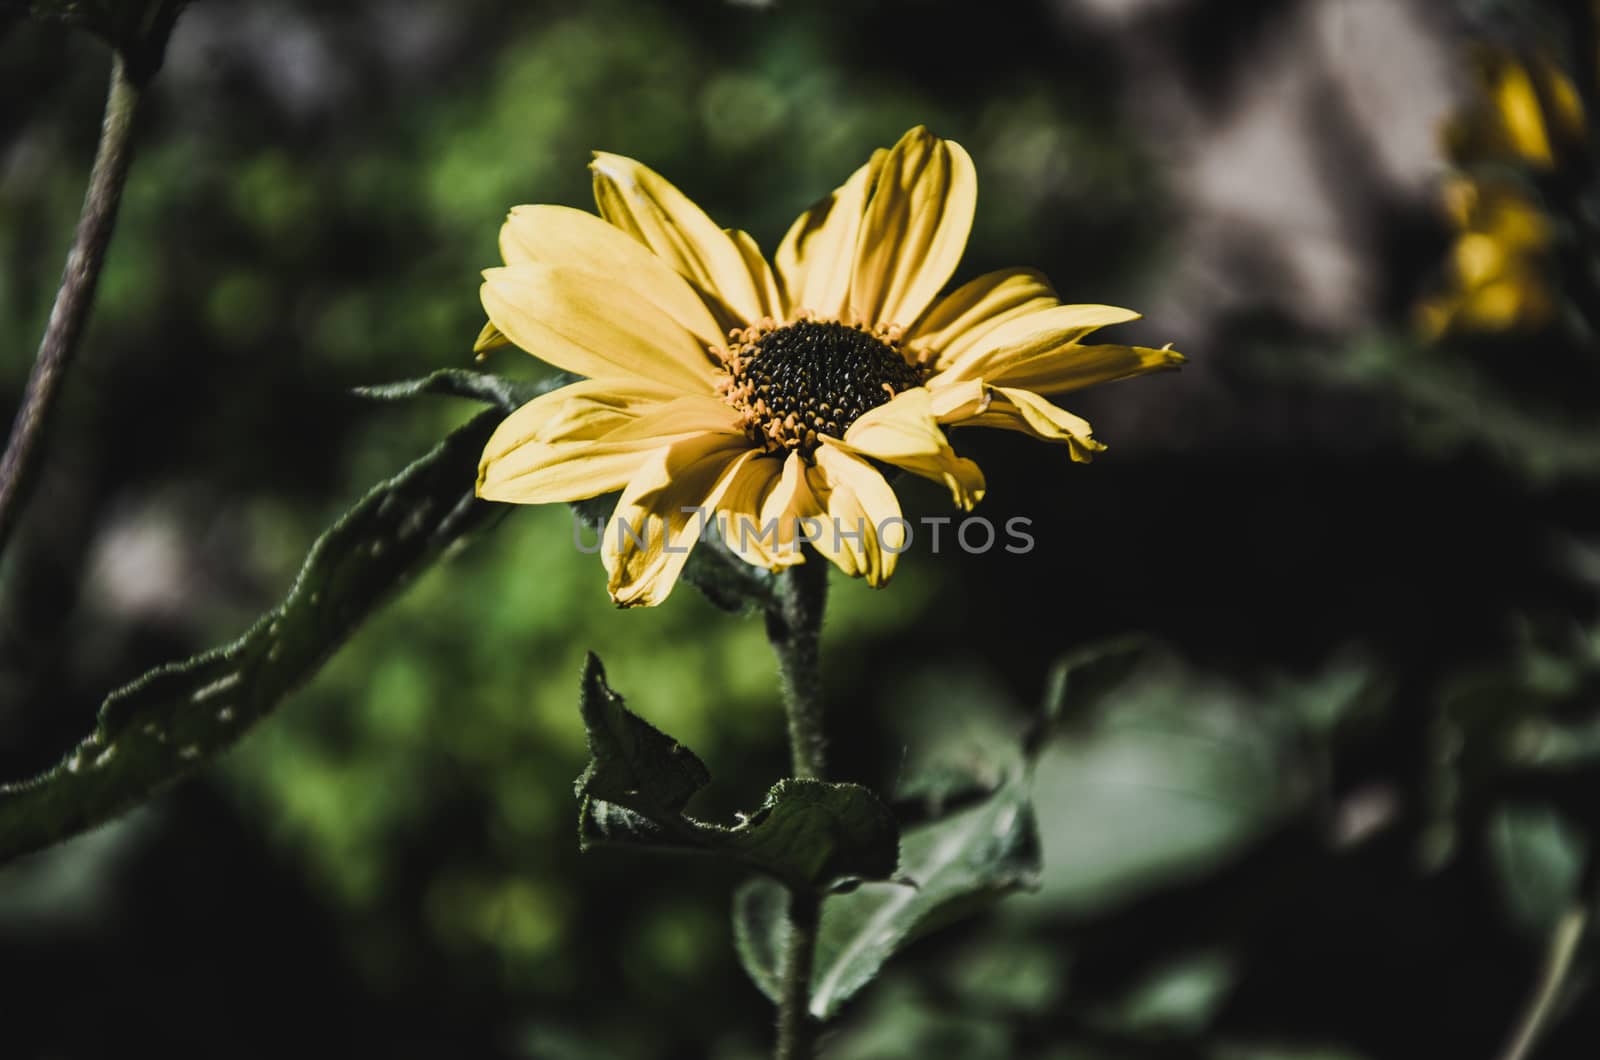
[475,126,1181,606]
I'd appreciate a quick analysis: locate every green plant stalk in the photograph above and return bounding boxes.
[775,888,821,1060]
[1495,904,1589,1060]
[764,556,830,1058]
[0,52,142,556]
[767,555,829,781]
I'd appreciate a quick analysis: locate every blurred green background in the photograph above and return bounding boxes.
[3,0,1600,1057]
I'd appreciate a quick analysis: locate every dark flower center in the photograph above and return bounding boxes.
[720,319,924,456]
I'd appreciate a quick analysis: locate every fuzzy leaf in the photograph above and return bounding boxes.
[735,775,1041,1018]
[724,779,898,890]
[572,660,899,888]
[574,652,710,817]
[355,368,570,414]
[0,410,503,865]
[577,798,674,851]
[732,874,789,1005]
[580,777,900,891]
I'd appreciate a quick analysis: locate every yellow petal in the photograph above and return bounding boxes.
[907,268,1059,366]
[482,262,718,392]
[1491,58,1555,167]
[963,385,1105,463]
[980,343,1184,395]
[808,444,904,586]
[716,452,802,570]
[848,127,977,327]
[927,377,990,421]
[1537,60,1585,145]
[1478,190,1550,250]
[754,452,826,565]
[1454,232,1506,286]
[935,303,1143,384]
[475,320,512,354]
[774,148,888,319]
[591,152,773,327]
[603,435,755,607]
[727,227,782,321]
[500,204,725,346]
[477,378,701,504]
[599,393,742,443]
[486,376,679,448]
[834,388,985,510]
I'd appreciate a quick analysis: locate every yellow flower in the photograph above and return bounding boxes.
[474,127,1182,607]
[1444,50,1585,170]
[1415,176,1555,339]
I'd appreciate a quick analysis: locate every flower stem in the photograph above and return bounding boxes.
[775,889,821,1060]
[766,555,829,781]
[764,556,830,1059]
[0,52,142,556]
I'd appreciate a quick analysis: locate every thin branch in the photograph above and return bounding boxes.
[0,51,142,555]
[1495,905,1589,1060]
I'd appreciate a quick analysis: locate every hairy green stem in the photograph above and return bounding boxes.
[766,555,829,780]
[0,53,142,556]
[765,556,830,1059]
[775,888,821,1060]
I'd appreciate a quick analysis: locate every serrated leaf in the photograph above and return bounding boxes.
[571,663,899,889]
[580,778,900,891]
[0,410,503,865]
[725,779,898,889]
[355,368,570,413]
[734,776,1041,1018]
[574,652,710,817]
[577,797,673,852]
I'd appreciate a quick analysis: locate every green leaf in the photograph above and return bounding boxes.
[581,779,900,891]
[573,657,899,889]
[1489,803,1589,938]
[732,872,789,1004]
[0,410,503,865]
[1328,335,1600,484]
[574,652,711,818]
[1037,635,1148,731]
[1024,634,1150,758]
[577,798,674,850]
[355,368,570,414]
[734,775,1041,1017]
[725,779,898,890]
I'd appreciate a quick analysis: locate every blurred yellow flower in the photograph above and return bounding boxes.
[1416,177,1554,339]
[473,127,1181,606]
[1444,50,1585,169]
[1419,47,1587,341]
